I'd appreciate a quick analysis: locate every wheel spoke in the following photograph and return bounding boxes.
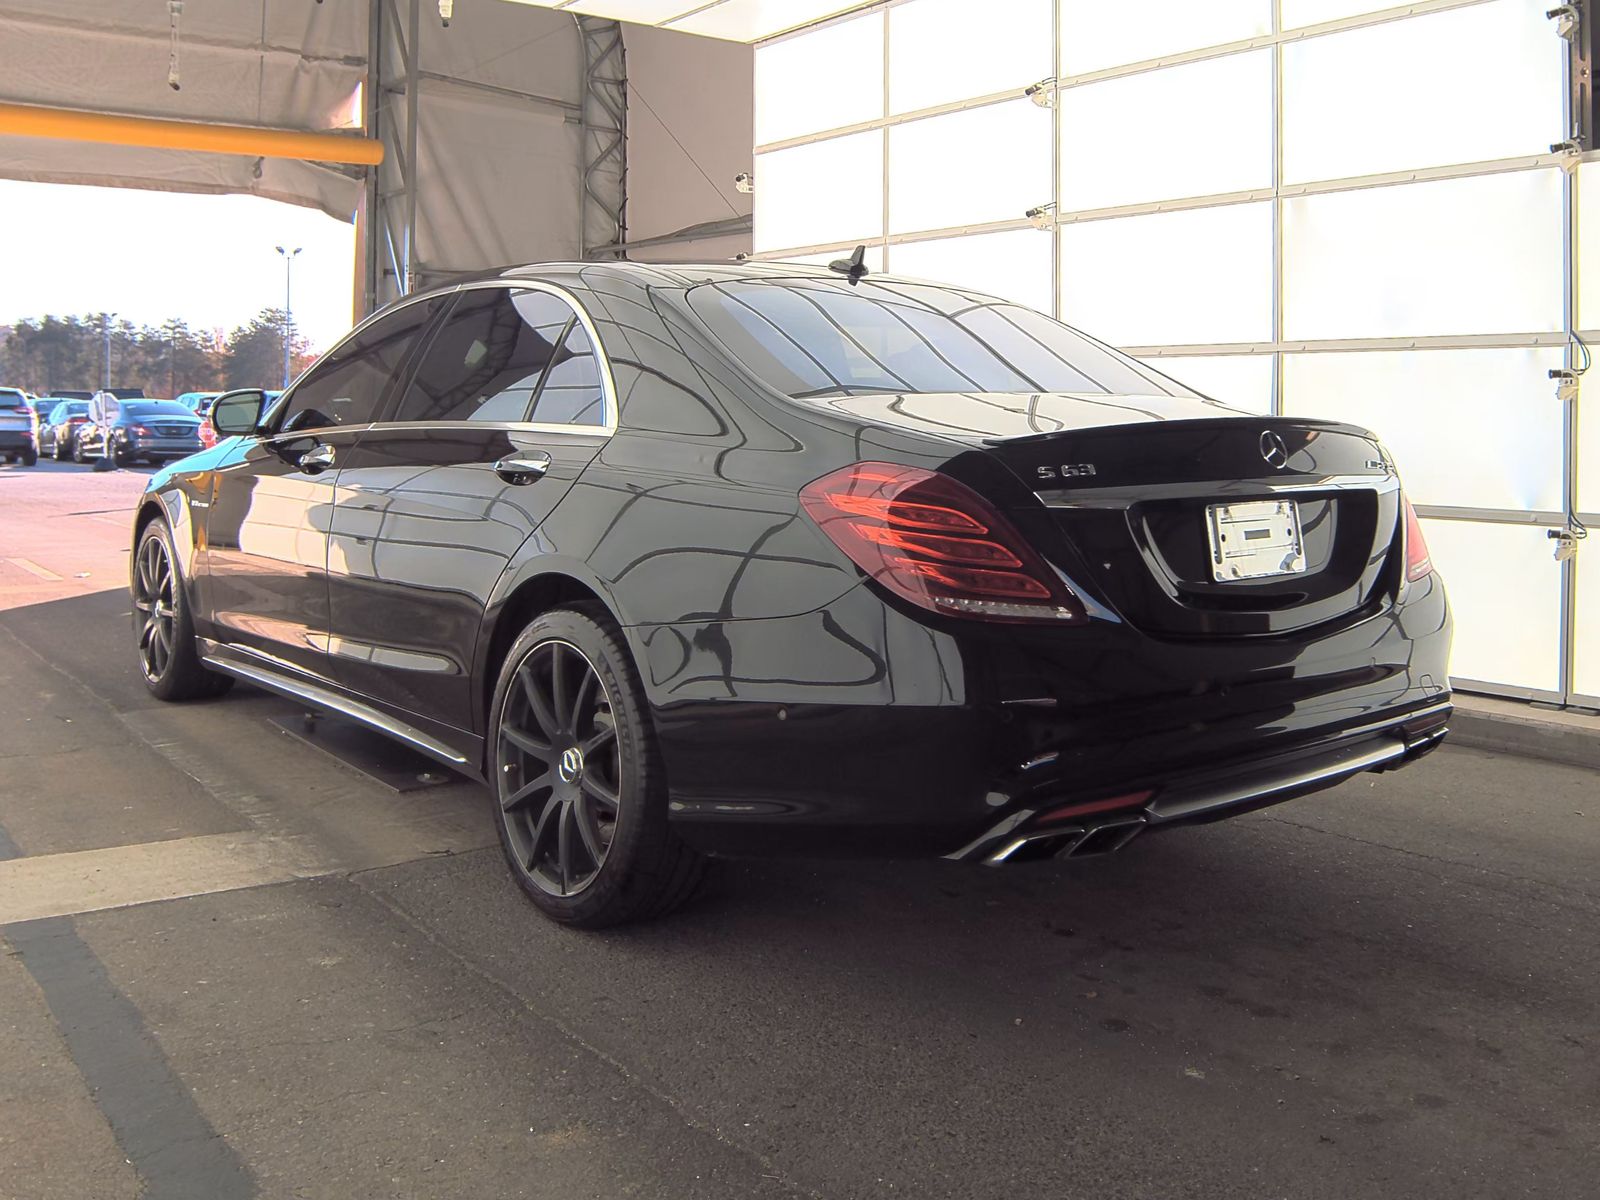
[581,724,616,758]
[550,645,569,732]
[557,801,574,893]
[526,793,562,869]
[573,797,607,866]
[502,770,553,812]
[580,770,619,811]
[139,619,157,648]
[501,724,553,761]
[519,665,559,738]
[570,667,597,732]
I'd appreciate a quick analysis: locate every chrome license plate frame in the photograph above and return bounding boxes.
[1206,499,1307,582]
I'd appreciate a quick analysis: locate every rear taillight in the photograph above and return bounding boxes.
[131,424,153,436]
[800,462,1086,623]
[68,416,86,425]
[1402,498,1432,582]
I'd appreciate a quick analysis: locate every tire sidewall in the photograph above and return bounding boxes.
[135,519,198,700]
[488,608,662,926]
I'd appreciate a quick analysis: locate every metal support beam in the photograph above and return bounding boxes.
[364,0,421,312]
[577,16,627,259]
[404,0,421,294]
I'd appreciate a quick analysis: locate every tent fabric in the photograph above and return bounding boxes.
[0,1,367,218]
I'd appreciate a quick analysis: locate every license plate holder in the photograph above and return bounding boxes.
[1206,499,1306,582]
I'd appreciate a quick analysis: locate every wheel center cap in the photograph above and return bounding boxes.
[558,745,584,783]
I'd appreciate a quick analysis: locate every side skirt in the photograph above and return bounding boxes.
[200,642,481,780]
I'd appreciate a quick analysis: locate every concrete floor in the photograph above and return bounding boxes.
[1,458,1596,1199]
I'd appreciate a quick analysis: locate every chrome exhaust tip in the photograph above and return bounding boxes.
[985,817,1146,865]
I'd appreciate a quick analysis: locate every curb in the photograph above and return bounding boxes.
[1448,700,1600,773]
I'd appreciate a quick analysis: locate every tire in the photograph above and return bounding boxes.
[110,443,131,468]
[21,448,37,467]
[72,437,87,464]
[132,519,234,702]
[488,607,705,929]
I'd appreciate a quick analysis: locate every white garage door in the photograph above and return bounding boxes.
[751,0,1599,706]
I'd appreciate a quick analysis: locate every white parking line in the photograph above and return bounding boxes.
[0,832,317,925]
[6,558,62,582]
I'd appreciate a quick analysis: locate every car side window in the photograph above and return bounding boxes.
[529,322,605,426]
[391,288,587,425]
[276,298,443,434]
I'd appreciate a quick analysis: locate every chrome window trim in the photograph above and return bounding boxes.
[272,278,620,440]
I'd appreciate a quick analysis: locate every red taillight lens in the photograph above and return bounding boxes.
[800,462,1086,623]
[1402,498,1432,582]
[131,424,153,436]
[68,416,87,425]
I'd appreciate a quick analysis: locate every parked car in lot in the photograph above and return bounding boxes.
[0,386,39,466]
[130,261,1453,928]
[38,399,92,460]
[175,391,221,416]
[78,394,202,465]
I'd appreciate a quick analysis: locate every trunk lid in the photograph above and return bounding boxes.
[826,392,1403,637]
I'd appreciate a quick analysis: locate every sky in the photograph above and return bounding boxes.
[0,180,357,353]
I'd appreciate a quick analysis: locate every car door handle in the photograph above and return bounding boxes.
[298,443,336,472]
[493,452,552,484]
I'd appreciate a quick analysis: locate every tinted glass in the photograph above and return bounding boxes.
[393,289,574,423]
[685,278,1199,399]
[278,298,443,433]
[124,401,193,418]
[529,322,606,426]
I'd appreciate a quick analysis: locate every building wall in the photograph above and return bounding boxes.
[750,0,1598,704]
[623,24,753,261]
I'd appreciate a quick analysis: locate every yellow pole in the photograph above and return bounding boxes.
[0,102,384,167]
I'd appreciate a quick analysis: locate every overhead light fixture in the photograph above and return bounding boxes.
[439,0,454,25]
[1025,202,1056,231]
[734,172,754,194]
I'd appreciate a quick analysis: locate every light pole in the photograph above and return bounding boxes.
[102,312,115,389]
[275,245,302,388]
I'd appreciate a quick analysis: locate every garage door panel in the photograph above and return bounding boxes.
[1059,0,1271,75]
[887,101,1051,234]
[753,130,883,252]
[755,12,882,144]
[1060,202,1273,347]
[1421,519,1562,694]
[1060,50,1272,211]
[889,0,1053,114]
[1282,0,1563,183]
[1283,348,1566,512]
[1283,170,1564,340]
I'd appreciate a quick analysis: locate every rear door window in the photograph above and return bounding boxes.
[392,288,575,424]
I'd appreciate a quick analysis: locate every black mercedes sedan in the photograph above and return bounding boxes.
[130,261,1451,927]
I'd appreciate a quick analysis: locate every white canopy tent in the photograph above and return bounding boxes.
[0,0,753,315]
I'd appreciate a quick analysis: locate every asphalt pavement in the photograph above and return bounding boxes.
[1,457,1596,1199]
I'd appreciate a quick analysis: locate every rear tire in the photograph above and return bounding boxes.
[21,448,37,467]
[488,607,705,929]
[132,519,234,702]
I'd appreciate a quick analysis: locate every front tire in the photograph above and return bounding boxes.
[72,437,87,464]
[132,519,233,702]
[489,608,704,929]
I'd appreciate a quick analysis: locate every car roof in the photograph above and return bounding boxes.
[438,259,856,295]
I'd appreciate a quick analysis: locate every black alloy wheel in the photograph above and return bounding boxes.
[489,608,705,928]
[131,520,233,702]
[133,533,178,683]
[498,638,621,897]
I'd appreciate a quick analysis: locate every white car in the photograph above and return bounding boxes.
[0,387,40,466]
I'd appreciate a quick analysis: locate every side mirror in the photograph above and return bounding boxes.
[210,390,267,438]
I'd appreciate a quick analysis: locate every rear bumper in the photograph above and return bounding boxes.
[946,700,1449,863]
[0,430,36,450]
[642,572,1453,860]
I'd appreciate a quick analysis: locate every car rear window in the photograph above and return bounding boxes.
[124,402,194,418]
[685,278,1198,400]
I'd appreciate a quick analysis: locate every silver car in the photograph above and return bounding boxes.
[0,387,39,467]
